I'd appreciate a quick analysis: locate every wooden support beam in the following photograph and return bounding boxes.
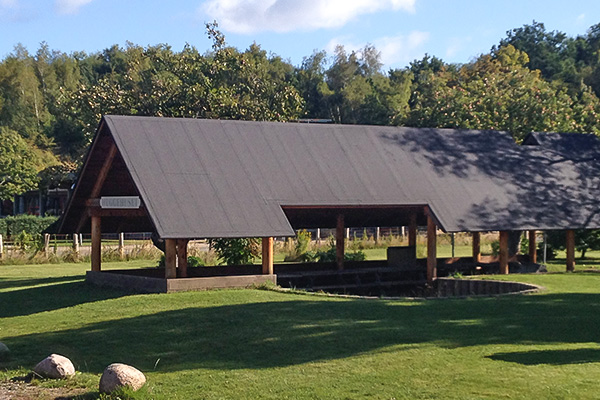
[76,143,118,233]
[408,213,417,247]
[472,232,481,263]
[528,230,537,264]
[262,237,274,275]
[91,144,118,198]
[336,214,345,271]
[499,231,509,274]
[566,229,575,272]
[91,215,101,272]
[165,239,177,279]
[426,213,437,283]
[0,234,4,259]
[177,239,189,278]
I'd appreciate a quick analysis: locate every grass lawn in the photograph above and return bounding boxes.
[2,260,600,399]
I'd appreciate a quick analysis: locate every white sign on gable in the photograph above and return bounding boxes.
[100,196,141,209]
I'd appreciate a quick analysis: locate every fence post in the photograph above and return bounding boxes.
[72,233,80,257]
[43,233,50,256]
[0,234,3,259]
[119,232,125,260]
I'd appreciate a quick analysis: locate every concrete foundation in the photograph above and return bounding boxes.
[86,270,277,293]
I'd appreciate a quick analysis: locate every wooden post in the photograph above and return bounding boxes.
[72,233,80,257]
[262,237,274,275]
[177,239,189,278]
[316,228,321,244]
[409,213,417,247]
[43,233,50,256]
[165,239,177,279]
[566,229,575,272]
[0,234,3,259]
[472,232,481,263]
[376,227,381,243]
[426,213,437,283]
[336,214,345,271]
[91,216,101,272]
[499,231,509,274]
[528,230,537,264]
[118,232,125,260]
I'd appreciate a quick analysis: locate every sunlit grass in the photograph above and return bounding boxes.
[2,260,600,399]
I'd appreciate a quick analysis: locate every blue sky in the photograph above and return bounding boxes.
[1,0,599,69]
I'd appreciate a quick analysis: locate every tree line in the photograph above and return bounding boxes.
[2,21,600,200]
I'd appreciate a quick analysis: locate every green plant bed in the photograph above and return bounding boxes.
[3,262,600,399]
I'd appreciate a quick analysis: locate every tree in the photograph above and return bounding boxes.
[545,230,600,259]
[406,45,600,141]
[0,127,39,200]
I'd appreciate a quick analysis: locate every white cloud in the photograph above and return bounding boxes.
[0,0,26,21]
[201,0,416,34]
[576,13,586,25]
[55,0,93,15]
[326,31,429,68]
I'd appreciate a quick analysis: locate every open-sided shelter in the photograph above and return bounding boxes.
[59,116,600,290]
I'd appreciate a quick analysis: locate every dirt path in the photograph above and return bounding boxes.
[0,380,88,400]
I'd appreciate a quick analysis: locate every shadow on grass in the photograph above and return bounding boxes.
[0,276,81,291]
[488,348,600,365]
[3,292,600,373]
[0,281,129,318]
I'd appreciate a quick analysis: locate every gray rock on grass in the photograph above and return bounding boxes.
[33,354,76,379]
[99,363,146,393]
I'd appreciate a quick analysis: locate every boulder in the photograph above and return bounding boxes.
[0,342,9,361]
[33,354,76,379]
[99,363,146,393]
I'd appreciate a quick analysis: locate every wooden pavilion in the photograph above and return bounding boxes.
[58,116,600,292]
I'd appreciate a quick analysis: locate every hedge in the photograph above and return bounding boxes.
[0,215,59,238]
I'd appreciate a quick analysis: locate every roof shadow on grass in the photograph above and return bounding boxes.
[0,281,130,318]
[0,275,81,291]
[488,348,600,365]
[4,292,600,373]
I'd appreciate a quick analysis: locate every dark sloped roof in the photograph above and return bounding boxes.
[59,116,600,238]
[523,131,600,160]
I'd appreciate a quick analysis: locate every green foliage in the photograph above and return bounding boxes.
[208,238,260,265]
[490,240,500,257]
[14,230,34,251]
[187,255,204,267]
[0,215,58,238]
[313,237,366,263]
[284,230,314,262]
[0,127,40,200]
[406,45,600,140]
[545,229,600,259]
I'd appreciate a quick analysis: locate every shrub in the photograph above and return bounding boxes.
[208,238,260,265]
[188,256,204,267]
[0,215,58,238]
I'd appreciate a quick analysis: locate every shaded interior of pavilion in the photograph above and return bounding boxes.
[76,199,572,295]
